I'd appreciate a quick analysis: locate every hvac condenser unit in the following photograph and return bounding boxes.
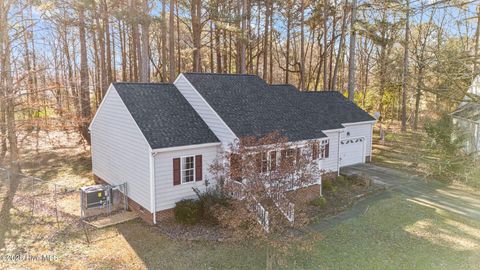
[80,185,112,209]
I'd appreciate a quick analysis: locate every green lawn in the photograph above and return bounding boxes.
[295,193,480,269]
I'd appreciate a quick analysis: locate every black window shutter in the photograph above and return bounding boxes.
[195,155,203,181]
[255,153,262,173]
[313,143,319,159]
[270,151,277,171]
[280,149,287,163]
[325,143,330,158]
[173,158,181,185]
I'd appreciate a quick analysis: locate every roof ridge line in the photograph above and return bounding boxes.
[113,82,174,85]
[183,72,258,76]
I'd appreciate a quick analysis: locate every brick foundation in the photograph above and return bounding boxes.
[155,208,175,222]
[287,184,321,205]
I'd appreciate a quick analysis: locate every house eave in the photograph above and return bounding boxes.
[151,142,222,153]
[341,120,377,126]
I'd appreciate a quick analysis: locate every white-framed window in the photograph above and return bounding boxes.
[182,156,195,183]
[280,148,297,167]
[320,139,329,159]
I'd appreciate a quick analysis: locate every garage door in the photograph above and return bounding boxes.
[340,137,365,167]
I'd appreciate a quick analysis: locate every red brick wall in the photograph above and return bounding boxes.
[155,208,175,222]
[287,184,321,204]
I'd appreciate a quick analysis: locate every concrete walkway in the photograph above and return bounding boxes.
[307,163,480,232]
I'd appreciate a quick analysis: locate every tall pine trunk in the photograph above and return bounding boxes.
[1,1,19,169]
[169,0,176,81]
[191,0,202,72]
[161,0,167,80]
[347,0,357,101]
[299,0,305,90]
[262,0,270,80]
[139,0,150,82]
[332,0,347,91]
[401,0,410,132]
[323,0,328,90]
[78,5,91,144]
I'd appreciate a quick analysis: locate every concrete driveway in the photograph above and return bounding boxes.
[340,163,480,221]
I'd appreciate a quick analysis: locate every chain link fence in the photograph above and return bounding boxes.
[0,167,128,245]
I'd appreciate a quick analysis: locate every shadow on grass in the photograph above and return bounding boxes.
[20,150,91,182]
[115,220,269,269]
[295,192,480,269]
[0,173,20,251]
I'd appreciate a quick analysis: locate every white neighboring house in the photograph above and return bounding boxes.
[452,76,480,155]
[89,73,376,224]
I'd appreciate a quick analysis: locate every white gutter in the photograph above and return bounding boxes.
[149,152,157,224]
[152,142,222,153]
[342,120,377,126]
[322,128,345,133]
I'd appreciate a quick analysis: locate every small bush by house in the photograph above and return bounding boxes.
[310,197,327,208]
[322,178,333,190]
[193,186,230,224]
[335,175,347,186]
[174,199,201,225]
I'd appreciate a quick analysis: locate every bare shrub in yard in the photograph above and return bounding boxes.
[211,200,264,239]
[209,131,322,233]
[192,182,230,225]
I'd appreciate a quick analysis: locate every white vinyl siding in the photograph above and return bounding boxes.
[174,74,237,147]
[90,86,152,210]
[154,144,220,211]
[341,122,374,158]
[321,130,341,173]
[453,117,480,154]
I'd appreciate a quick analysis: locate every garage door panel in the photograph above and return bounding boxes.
[340,137,365,167]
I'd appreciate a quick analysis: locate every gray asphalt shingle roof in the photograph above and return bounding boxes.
[111,74,375,149]
[114,83,219,149]
[184,73,375,141]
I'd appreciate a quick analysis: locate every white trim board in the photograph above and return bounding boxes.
[152,142,221,153]
[88,84,115,131]
[342,120,377,126]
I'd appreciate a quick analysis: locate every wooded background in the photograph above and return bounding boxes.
[0,0,479,171]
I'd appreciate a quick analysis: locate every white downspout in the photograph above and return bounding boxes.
[319,159,323,197]
[370,123,374,162]
[150,152,157,225]
[337,130,343,176]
